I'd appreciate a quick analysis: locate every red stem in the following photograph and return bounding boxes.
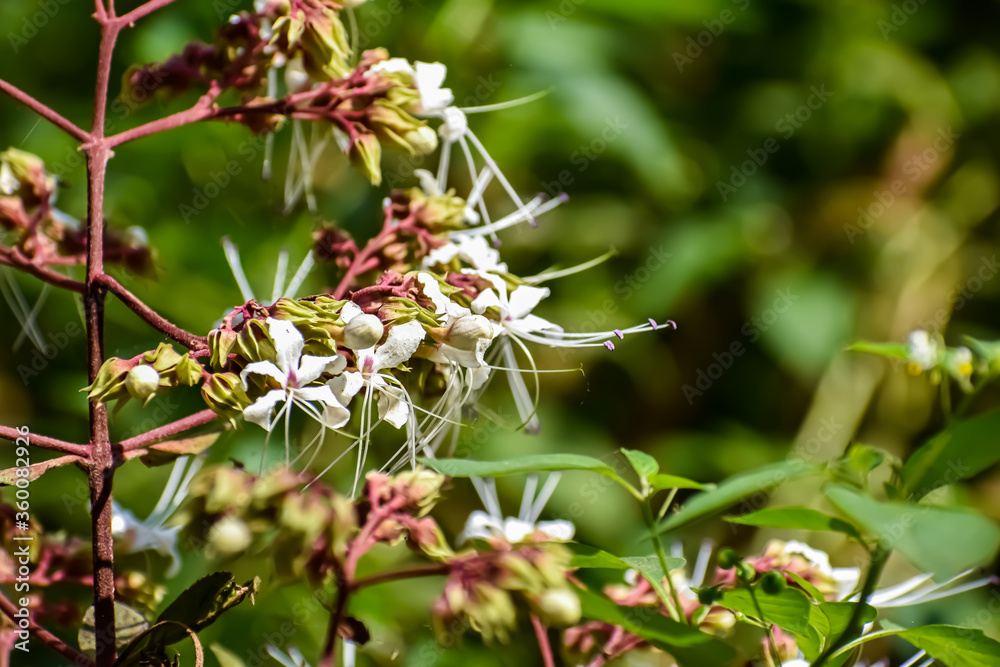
[0,591,96,667]
[331,208,398,299]
[0,425,91,457]
[0,79,91,143]
[0,246,87,293]
[118,409,219,453]
[349,563,449,591]
[531,614,556,667]
[95,273,206,350]
[105,83,221,148]
[116,0,177,27]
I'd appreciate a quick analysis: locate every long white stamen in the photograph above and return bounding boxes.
[900,652,928,667]
[525,248,619,285]
[285,250,315,299]
[271,248,289,303]
[466,167,493,211]
[471,476,503,519]
[501,337,540,433]
[147,456,189,528]
[12,281,50,352]
[863,574,934,604]
[457,136,499,246]
[450,195,546,239]
[458,88,553,114]
[519,474,538,522]
[436,137,453,192]
[222,237,255,303]
[465,131,536,225]
[692,540,714,587]
[530,472,562,523]
[343,639,356,667]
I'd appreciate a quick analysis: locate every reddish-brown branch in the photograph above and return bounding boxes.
[531,614,556,667]
[116,0,176,26]
[95,273,206,350]
[0,425,91,458]
[349,563,450,591]
[0,79,91,143]
[0,246,87,293]
[118,409,220,453]
[331,209,398,299]
[105,84,222,148]
[0,591,96,667]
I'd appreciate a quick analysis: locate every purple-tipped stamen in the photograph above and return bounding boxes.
[648,318,658,330]
[614,329,624,340]
[604,340,615,351]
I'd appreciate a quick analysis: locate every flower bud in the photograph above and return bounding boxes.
[349,133,382,186]
[344,313,385,350]
[447,315,494,351]
[125,365,160,401]
[404,126,439,155]
[208,516,253,557]
[535,588,581,627]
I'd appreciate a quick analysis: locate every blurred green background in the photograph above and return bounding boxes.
[3,0,1000,665]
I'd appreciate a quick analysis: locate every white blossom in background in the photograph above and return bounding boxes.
[458,473,574,544]
[907,329,939,372]
[222,236,314,308]
[111,455,203,578]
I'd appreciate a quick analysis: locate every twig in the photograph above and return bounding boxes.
[319,571,349,667]
[0,425,91,458]
[349,563,449,591]
[0,246,87,293]
[95,273,206,350]
[0,591,96,667]
[812,548,889,667]
[105,84,222,149]
[118,409,220,453]
[116,0,177,27]
[531,614,556,667]
[0,79,91,143]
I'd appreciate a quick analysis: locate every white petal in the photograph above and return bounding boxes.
[295,354,336,386]
[536,520,575,541]
[368,57,415,77]
[326,354,347,375]
[471,288,503,315]
[414,62,453,112]
[439,106,468,142]
[243,390,287,431]
[507,285,550,321]
[417,272,452,315]
[458,510,502,543]
[424,242,460,267]
[240,360,287,388]
[340,301,364,323]
[266,318,304,374]
[329,372,365,406]
[377,382,410,428]
[502,518,535,543]
[372,320,425,371]
[457,236,505,272]
[296,385,352,429]
[513,313,562,335]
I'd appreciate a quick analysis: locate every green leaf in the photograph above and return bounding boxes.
[575,585,736,666]
[210,643,247,667]
[900,410,1000,498]
[653,461,819,535]
[79,602,148,657]
[621,448,659,496]
[419,454,641,497]
[115,573,260,667]
[620,556,686,610]
[716,586,812,637]
[825,484,1000,577]
[650,474,709,491]
[830,624,1000,667]
[724,507,862,541]
[569,544,684,572]
[846,341,910,360]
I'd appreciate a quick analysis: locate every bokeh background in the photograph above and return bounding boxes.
[2,0,1000,665]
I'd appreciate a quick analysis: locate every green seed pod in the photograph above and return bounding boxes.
[760,571,787,595]
[717,548,741,570]
[125,365,160,401]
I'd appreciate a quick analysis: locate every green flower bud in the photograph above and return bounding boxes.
[717,548,741,570]
[144,342,184,372]
[83,357,131,404]
[697,585,723,606]
[208,328,238,369]
[349,133,382,186]
[125,365,160,401]
[343,313,385,350]
[535,588,581,627]
[201,372,252,422]
[208,516,252,557]
[404,126,438,155]
[174,354,204,386]
[760,571,787,595]
[736,561,756,582]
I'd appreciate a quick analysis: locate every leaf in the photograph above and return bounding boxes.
[79,602,148,657]
[620,556,686,610]
[575,585,736,666]
[419,454,640,497]
[825,484,1000,578]
[621,448,658,496]
[830,623,1000,667]
[716,586,812,637]
[650,474,709,491]
[209,644,246,667]
[724,507,862,541]
[846,341,910,360]
[900,410,1000,499]
[138,432,222,467]
[0,454,85,485]
[115,573,260,667]
[653,461,820,535]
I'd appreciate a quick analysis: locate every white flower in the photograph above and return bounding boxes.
[413,62,454,114]
[458,473,574,544]
[424,235,507,273]
[907,330,938,371]
[0,161,17,195]
[111,456,202,578]
[240,318,350,433]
